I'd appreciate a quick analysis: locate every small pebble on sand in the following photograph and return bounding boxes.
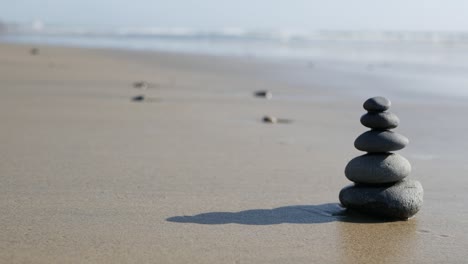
[132,95,145,102]
[30,48,39,55]
[254,90,272,99]
[262,115,278,124]
[133,81,149,89]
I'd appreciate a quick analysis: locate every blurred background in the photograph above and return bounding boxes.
[1,0,468,95]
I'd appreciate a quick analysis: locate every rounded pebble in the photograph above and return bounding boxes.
[339,179,423,219]
[254,90,272,99]
[133,81,149,89]
[363,96,391,112]
[132,95,145,102]
[354,130,408,152]
[262,115,277,124]
[360,112,400,130]
[30,48,39,55]
[345,153,411,184]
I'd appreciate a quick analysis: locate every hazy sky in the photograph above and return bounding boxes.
[2,0,468,31]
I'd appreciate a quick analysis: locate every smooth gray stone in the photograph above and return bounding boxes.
[354,130,408,152]
[345,153,411,184]
[339,179,423,219]
[363,96,391,112]
[360,112,400,130]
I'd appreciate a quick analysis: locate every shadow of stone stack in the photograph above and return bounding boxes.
[339,97,423,220]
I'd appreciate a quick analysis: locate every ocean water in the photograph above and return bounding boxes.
[2,27,468,97]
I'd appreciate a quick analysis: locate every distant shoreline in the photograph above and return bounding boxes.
[2,40,468,100]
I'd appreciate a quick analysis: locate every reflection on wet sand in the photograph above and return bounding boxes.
[338,215,418,264]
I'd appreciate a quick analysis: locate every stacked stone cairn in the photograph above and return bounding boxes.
[339,96,423,220]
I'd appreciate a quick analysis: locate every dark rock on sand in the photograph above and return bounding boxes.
[254,90,272,99]
[339,179,423,219]
[132,95,145,102]
[133,81,149,89]
[360,112,400,130]
[345,153,411,184]
[363,96,391,112]
[354,130,408,152]
[262,115,278,124]
[30,48,39,55]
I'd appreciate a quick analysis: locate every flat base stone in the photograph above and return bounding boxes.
[339,179,423,220]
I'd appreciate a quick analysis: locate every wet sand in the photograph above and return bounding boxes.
[0,43,467,263]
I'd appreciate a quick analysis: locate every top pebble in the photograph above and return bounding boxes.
[363,96,391,112]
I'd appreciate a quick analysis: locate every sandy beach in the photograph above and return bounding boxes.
[1,43,467,263]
